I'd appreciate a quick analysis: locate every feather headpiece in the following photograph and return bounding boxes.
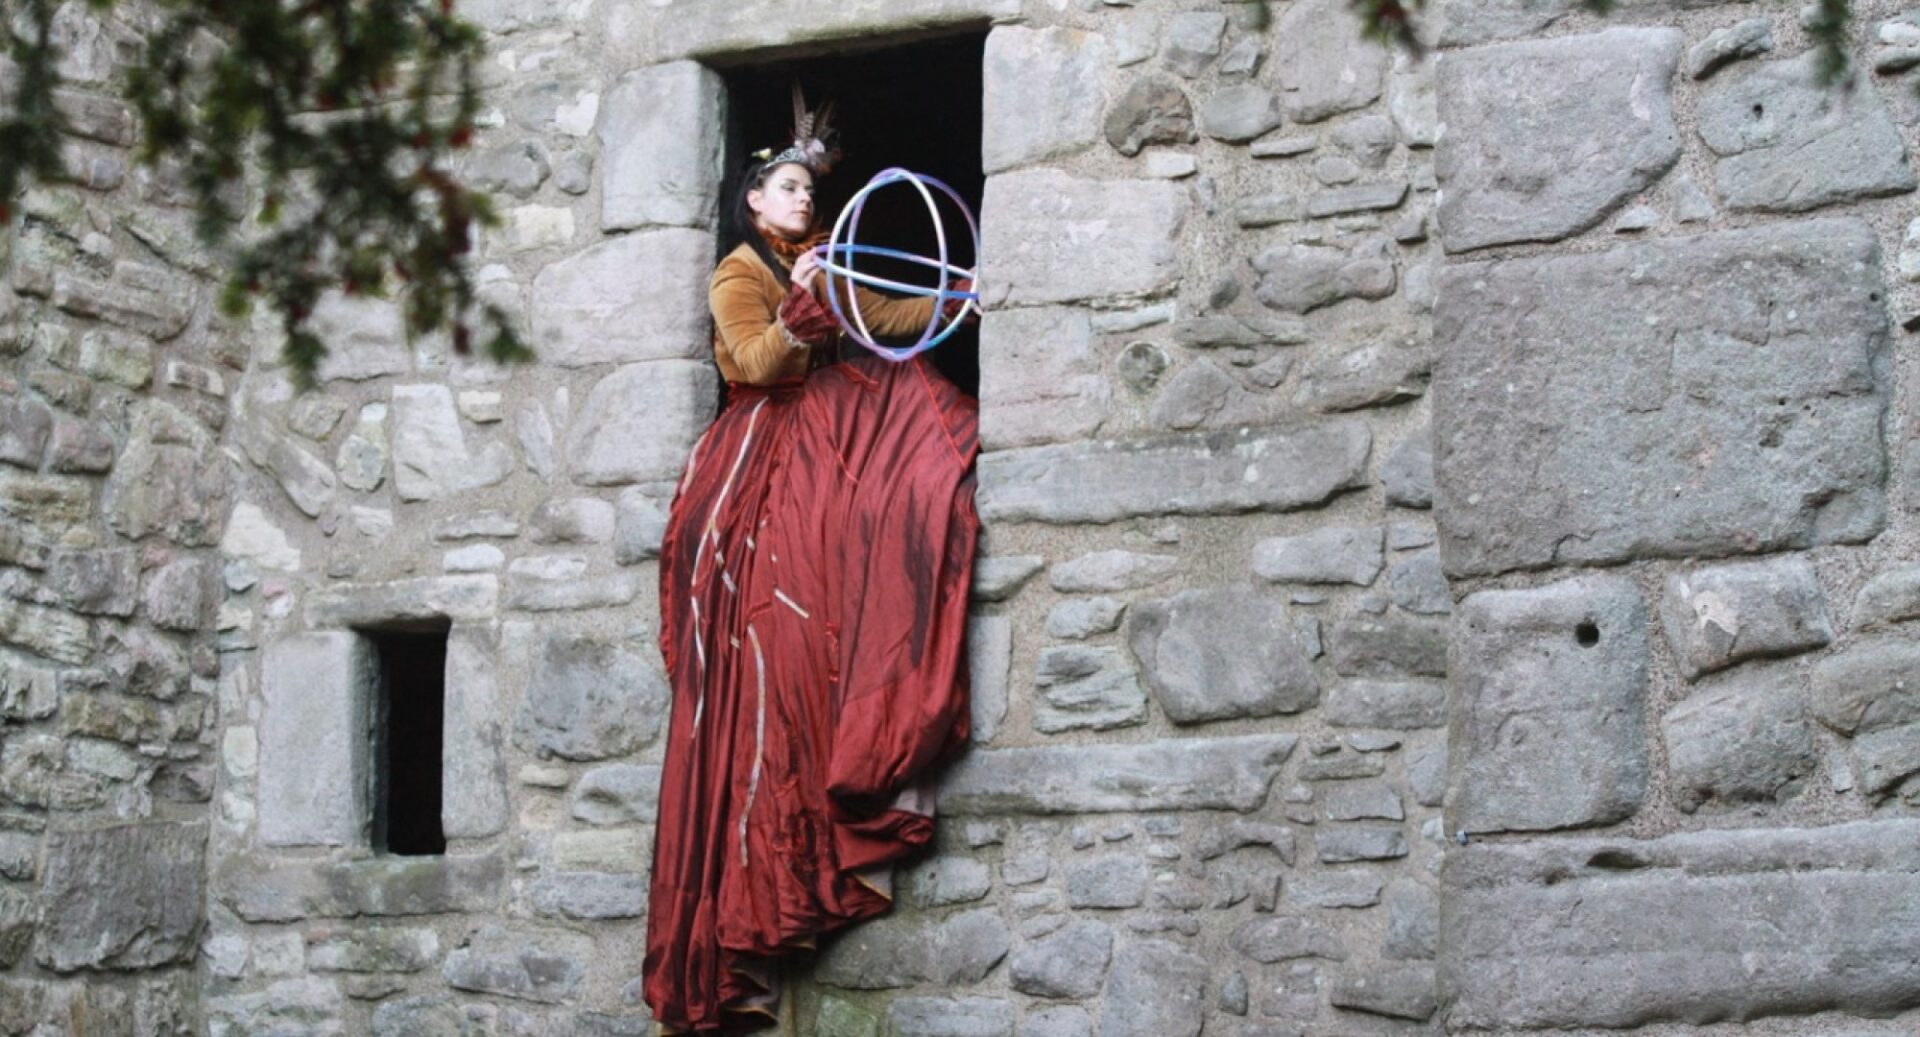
[752,84,842,176]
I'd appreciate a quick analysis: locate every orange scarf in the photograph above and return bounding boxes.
[761,228,828,264]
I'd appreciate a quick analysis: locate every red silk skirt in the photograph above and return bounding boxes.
[643,355,979,1034]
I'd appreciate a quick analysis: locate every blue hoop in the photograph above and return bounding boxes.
[811,168,981,362]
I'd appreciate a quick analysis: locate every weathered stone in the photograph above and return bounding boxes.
[1307,182,1409,219]
[1697,54,1915,213]
[305,575,499,626]
[972,556,1043,602]
[1688,17,1773,79]
[1163,11,1226,76]
[1050,550,1177,593]
[53,260,194,339]
[613,485,671,564]
[1011,920,1112,998]
[531,229,711,365]
[1384,879,1439,959]
[529,871,649,920]
[939,735,1295,814]
[978,422,1370,525]
[336,403,389,492]
[1436,29,1682,251]
[529,497,616,545]
[207,977,342,1037]
[818,996,881,1037]
[1199,85,1281,142]
[1250,239,1395,313]
[0,393,51,469]
[46,416,114,474]
[371,996,462,1037]
[390,384,512,501]
[979,307,1109,449]
[1386,550,1450,615]
[1452,575,1650,833]
[1408,741,1447,807]
[443,628,508,839]
[1322,781,1404,821]
[305,928,439,973]
[567,361,716,485]
[515,632,667,761]
[1434,220,1888,576]
[1022,1006,1092,1037]
[1289,870,1384,908]
[1103,940,1206,1037]
[1272,0,1389,122]
[1330,964,1436,1020]
[1232,915,1346,963]
[1064,855,1147,909]
[0,887,31,967]
[1661,557,1833,679]
[888,997,1015,1037]
[1810,639,1920,769]
[1252,526,1383,585]
[1851,564,1920,629]
[221,500,302,574]
[1195,820,1296,863]
[1033,646,1146,733]
[1295,336,1429,411]
[1046,597,1126,640]
[38,822,205,972]
[47,547,138,617]
[550,828,649,872]
[1128,587,1319,723]
[0,658,58,721]
[142,556,212,632]
[984,27,1108,172]
[600,62,722,230]
[104,402,232,546]
[1104,76,1197,157]
[982,171,1185,307]
[905,856,992,908]
[466,138,550,199]
[0,734,107,809]
[650,0,1020,60]
[1324,680,1445,730]
[255,428,338,518]
[969,616,1012,744]
[1445,819,1920,1027]
[311,295,410,382]
[442,924,591,1004]
[1327,616,1446,677]
[817,909,1010,990]
[1665,666,1816,810]
[260,632,376,846]
[1316,825,1409,862]
[570,763,661,825]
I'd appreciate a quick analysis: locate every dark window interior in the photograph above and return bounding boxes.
[365,624,447,856]
[720,32,986,397]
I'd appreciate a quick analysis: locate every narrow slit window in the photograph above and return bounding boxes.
[364,624,448,856]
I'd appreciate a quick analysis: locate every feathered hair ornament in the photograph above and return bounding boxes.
[752,84,842,176]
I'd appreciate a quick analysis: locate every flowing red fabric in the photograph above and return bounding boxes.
[643,354,979,1034]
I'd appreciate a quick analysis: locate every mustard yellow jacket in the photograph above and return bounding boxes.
[709,243,937,385]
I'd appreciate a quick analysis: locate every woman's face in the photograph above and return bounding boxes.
[747,163,815,241]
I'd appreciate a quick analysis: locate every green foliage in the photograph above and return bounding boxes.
[0,0,531,387]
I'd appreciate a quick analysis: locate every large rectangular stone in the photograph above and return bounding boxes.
[981,170,1187,308]
[442,627,507,839]
[1433,219,1888,577]
[304,575,499,627]
[1451,574,1650,834]
[599,62,723,232]
[978,421,1370,525]
[530,229,710,367]
[218,852,508,922]
[259,632,376,847]
[1444,820,1920,1028]
[38,822,206,972]
[938,735,1295,814]
[648,0,1018,60]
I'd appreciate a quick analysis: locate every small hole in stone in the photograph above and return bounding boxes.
[1575,621,1600,647]
[1751,103,1764,118]
[1870,292,1881,303]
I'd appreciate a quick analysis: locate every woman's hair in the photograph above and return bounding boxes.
[727,159,801,287]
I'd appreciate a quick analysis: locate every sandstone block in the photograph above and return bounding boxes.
[939,735,1295,814]
[531,229,711,366]
[1660,556,1833,679]
[1273,0,1389,122]
[1102,940,1206,1037]
[38,822,205,972]
[515,631,667,761]
[600,62,723,231]
[1010,920,1112,998]
[442,924,590,1004]
[978,307,1108,450]
[566,361,716,486]
[983,27,1108,172]
[981,170,1185,307]
[1664,666,1816,810]
[1127,587,1319,723]
[259,633,375,847]
[1251,525,1383,585]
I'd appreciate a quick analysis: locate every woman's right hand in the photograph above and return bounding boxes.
[790,250,823,293]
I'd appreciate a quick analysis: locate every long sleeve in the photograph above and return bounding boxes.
[830,279,939,340]
[710,256,811,385]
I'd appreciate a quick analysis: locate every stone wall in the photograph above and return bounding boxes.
[2,0,1918,1035]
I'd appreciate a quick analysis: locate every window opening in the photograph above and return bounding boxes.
[363,623,449,856]
[720,32,987,398]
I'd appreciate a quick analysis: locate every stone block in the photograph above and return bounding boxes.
[1434,220,1888,576]
[389,384,511,501]
[566,361,716,486]
[1327,616,1446,678]
[1444,819,1920,1027]
[47,548,138,617]
[305,575,499,627]
[968,616,1011,744]
[1252,525,1384,585]
[1272,0,1389,122]
[1383,879,1438,959]
[570,763,662,824]
[311,294,410,382]
[1033,646,1145,733]
[939,735,1295,814]
[613,485,672,564]
[600,62,722,233]
[1128,587,1319,723]
[52,260,194,340]
[103,402,232,547]
[978,307,1109,450]
[1850,564,1920,629]
[1231,915,1347,963]
[442,924,591,1004]
[1438,28,1680,250]
[259,632,376,847]
[1104,75,1197,157]
[1324,680,1445,729]
[1664,666,1816,810]
[529,871,648,920]
[1698,55,1914,213]
[983,27,1108,172]
[981,170,1185,307]
[37,822,205,972]
[1251,239,1395,313]
[818,909,1009,990]
[207,977,342,1037]
[1199,84,1281,142]
[1102,940,1207,1037]
[515,631,668,761]
[306,927,439,973]
[531,229,711,366]
[1289,870,1384,908]
[0,597,90,666]
[1688,17,1773,79]
[1451,574,1650,833]
[888,997,1015,1037]
[1010,920,1112,998]
[1315,825,1409,862]
[443,627,508,838]
[0,393,51,469]
[904,856,992,908]
[650,0,1019,61]
[1046,597,1126,640]
[1330,963,1436,1020]
[1050,550,1177,593]
[1065,855,1146,909]
[978,421,1370,525]
[1661,557,1832,679]
[1812,639,1920,794]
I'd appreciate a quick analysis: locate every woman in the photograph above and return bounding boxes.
[642,97,981,1035]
